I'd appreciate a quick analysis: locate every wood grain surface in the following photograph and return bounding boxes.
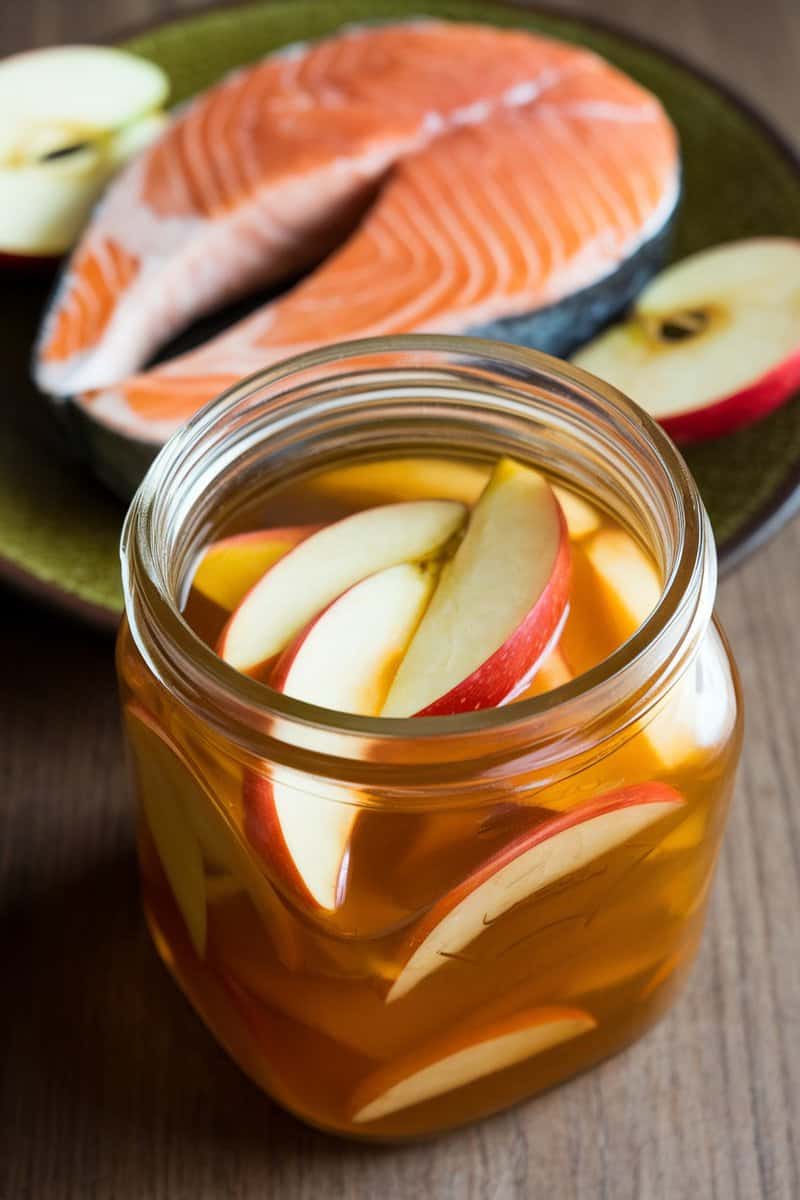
[1,2,799,1197]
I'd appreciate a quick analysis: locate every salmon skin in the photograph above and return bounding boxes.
[34,20,679,487]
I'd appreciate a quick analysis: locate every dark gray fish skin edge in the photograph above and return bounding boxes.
[468,208,676,359]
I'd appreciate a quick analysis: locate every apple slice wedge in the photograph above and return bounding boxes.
[381,458,570,717]
[573,238,800,441]
[0,46,168,260]
[387,782,684,1002]
[351,1005,596,1124]
[584,530,735,769]
[246,562,439,910]
[125,706,207,957]
[192,525,319,612]
[310,457,490,507]
[551,486,600,540]
[219,500,465,675]
[125,705,299,966]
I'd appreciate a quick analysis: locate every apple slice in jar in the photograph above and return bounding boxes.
[245,562,439,911]
[125,706,207,957]
[551,487,600,540]
[191,525,319,612]
[219,499,465,675]
[125,705,298,966]
[387,783,684,1002]
[585,530,736,769]
[572,238,800,441]
[350,1005,596,1125]
[309,457,490,507]
[381,458,570,717]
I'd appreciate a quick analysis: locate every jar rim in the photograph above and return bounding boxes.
[121,334,715,778]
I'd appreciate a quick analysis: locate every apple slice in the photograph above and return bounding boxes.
[219,500,465,674]
[551,486,600,540]
[125,706,207,957]
[573,238,800,441]
[585,529,735,769]
[310,459,598,541]
[125,705,299,966]
[387,782,684,1002]
[246,563,439,910]
[310,457,490,506]
[381,458,570,717]
[192,525,318,612]
[351,1005,596,1124]
[0,46,168,259]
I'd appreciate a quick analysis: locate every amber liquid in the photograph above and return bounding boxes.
[119,455,741,1138]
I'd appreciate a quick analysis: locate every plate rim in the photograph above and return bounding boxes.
[2,0,799,629]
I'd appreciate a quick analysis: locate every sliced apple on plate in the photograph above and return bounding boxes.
[0,46,169,262]
[192,525,318,612]
[219,499,465,674]
[381,458,570,716]
[245,562,439,911]
[387,782,684,1002]
[585,529,736,769]
[350,1005,596,1124]
[573,238,800,441]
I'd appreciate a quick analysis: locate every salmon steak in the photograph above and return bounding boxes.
[34,20,679,491]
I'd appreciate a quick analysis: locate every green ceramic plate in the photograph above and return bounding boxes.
[1,0,799,631]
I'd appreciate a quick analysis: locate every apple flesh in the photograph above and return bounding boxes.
[125,706,207,957]
[310,458,599,541]
[310,457,490,507]
[350,1006,596,1124]
[246,563,439,911]
[219,499,465,674]
[551,486,600,540]
[381,458,570,717]
[585,530,736,769]
[125,705,299,966]
[573,238,800,441]
[191,525,319,612]
[0,46,168,259]
[387,782,684,1002]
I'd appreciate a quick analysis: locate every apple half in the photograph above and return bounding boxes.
[381,458,570,717]
[584,529,735,769]
[192,525,319,612]
[573,238,800,441]
[219,499,465,675]
[0,46,168,262]
[245,562,439,911]
[387,782,684,1002]
[350,1005,596,1124]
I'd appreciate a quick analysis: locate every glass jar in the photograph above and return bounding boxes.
[118,335,742,1140]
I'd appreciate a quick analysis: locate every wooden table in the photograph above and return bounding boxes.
[2,2,798,1197]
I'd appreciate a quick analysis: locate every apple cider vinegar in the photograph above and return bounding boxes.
[118,338,742,1139]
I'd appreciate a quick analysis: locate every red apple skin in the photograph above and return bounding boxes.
[0,248,61,275]
[391,781,684,985]
[414,507,571,716]
[660,346,800,442]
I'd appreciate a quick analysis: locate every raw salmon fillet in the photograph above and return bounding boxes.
[35,20,679,451]
[36,22,601,394]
